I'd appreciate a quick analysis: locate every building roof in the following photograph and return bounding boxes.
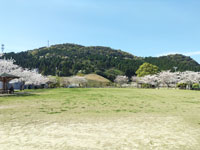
[0,73,20,81]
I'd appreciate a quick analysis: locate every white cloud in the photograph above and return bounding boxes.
[184,51,200,56]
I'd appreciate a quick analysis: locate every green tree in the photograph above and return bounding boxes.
[136,63,159,77]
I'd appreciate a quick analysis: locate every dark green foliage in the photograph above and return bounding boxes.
[177,83,187,89]
[144,54,200,72]
[2,44,200,79]
[141,83,156,89]
[2,44,143,80]
[96,68,124,82]
[141,83,152,88]
[192,83,200,90]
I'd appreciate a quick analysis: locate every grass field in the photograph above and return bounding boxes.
[0,88,200,150]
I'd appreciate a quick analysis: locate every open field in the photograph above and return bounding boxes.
[0,88,200,150]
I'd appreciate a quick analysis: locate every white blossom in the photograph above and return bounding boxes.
[158,71,178,88]
[69,76,87,86]
[114,76,129,86]
[0,59,49,85]
[179,71,200,84]
[131,70,200,89]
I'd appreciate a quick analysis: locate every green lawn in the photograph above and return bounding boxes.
[1,88,200,122]
[0,88,200,150]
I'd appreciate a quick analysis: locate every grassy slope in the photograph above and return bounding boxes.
[84,74,110,82]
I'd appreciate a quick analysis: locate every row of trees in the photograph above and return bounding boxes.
[1,58,200,90]
[114,71,200,89]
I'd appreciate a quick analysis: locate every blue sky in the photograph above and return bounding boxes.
[0,0,200,63]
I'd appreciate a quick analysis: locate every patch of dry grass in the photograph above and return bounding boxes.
[84,74,110,83]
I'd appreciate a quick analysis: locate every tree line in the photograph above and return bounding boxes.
[114,63,200,90]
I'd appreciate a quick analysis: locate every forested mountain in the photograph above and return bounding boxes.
[144,54,200,72]
[1,43,200,81]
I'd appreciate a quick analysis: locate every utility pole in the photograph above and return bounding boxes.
[47,40,50,48]
[1,44,4,53]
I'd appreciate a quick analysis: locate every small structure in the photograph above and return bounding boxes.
[0,73,19,94]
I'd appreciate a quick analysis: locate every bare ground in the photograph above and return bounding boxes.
[0,115,199,150]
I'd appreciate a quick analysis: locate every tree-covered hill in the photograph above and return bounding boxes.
[1,43,200,81]
[144,54,200,72]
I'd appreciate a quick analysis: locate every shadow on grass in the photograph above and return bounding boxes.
[0,92,38,98]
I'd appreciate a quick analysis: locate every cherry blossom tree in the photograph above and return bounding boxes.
[132,70,200,89]
[114,75,129,87]
[143,75,161,88]
[178,71,200,89]
[68,76,87,87]
[158,71,178,88]
[0,59,49,86]
[132,75,161,88]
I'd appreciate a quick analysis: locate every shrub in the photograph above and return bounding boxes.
[177,83,187,89]
[141,83,151,88]
[192,83,200,90]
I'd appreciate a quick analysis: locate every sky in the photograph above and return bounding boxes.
[0,0,200,63]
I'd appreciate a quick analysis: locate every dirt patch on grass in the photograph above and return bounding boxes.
[0,105,16,110]
[0,116,199,150]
